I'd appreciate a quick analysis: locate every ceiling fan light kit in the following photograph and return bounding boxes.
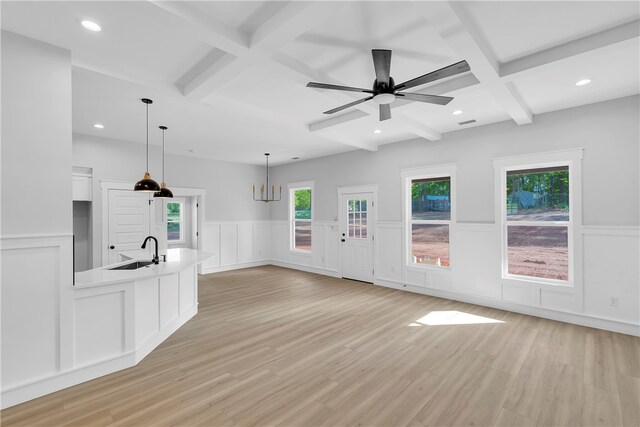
[253,153,282,203]
[307,49,470,121]
[134,98,161,193]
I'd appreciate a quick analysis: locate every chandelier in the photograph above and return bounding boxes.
[253,153,281,203]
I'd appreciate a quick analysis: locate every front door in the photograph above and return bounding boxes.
[107,189,152,264]
[340,193,374,283]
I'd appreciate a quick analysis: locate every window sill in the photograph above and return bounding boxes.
[290,249,312,256]
[502,275,574,290]
[406,263,451,272]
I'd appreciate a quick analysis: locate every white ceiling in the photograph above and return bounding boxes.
[1,1,638,165]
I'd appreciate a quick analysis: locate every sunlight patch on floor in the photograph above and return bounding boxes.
[408,310,505,326]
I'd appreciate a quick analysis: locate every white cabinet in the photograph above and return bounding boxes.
[72,173,92,201]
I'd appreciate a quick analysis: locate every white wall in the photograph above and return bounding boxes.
[1,31,74,402]
[73,134,271,267]
[269,96,639,226]
[1,31,72,235]
[267,96,640,334]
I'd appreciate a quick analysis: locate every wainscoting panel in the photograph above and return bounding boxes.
[201,222,271,274]
[135,278,160,347]
[376,223,402,283]
[160,274,180,328]
[583,227,639,324]
[74,291,125,366]
[452,223,501,299]
[220,224,238,267]
[201,223,220,270]
[0,234,73,391]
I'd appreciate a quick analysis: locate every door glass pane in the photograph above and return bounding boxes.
[354,200,360,211]
[411,224,450,266]
[507,226,568,280]
[167,222,180,241]
[361,200,367,211]
[348,200,354,212]
[294,221,311,251]
[411,178,450,220]
[506,167,569,221]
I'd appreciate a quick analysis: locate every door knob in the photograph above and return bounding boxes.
[109,245,115,249]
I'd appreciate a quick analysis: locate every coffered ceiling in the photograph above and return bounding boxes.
[2,1,638,165]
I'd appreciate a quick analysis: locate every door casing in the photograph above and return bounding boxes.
[337,185,378,282]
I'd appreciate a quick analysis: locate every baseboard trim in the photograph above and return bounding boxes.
[0,352,135,409]
[1,304,198,409]
[201,261,269,275]
[270,260,340,278]
[374,278,640,336]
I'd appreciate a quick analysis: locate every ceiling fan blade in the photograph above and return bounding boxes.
[307,82,373,93]
[372,49,392,86]
[379,104,391,121]
[394,60,470,91]
[395,92,454,105]
[323,96,373,114]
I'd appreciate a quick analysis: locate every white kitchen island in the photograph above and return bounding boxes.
[74,248,213,366]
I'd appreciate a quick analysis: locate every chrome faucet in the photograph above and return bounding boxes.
[141,236,159,264]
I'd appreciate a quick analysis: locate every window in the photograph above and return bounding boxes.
[505,166,569,281]
[290,184,312,252]
[348,199,368,239]
[167,200,184,242]
[402,165,455,269]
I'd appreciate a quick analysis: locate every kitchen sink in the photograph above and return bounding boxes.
[109,261,154,270]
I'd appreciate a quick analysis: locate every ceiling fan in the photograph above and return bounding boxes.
[307,49,470,121]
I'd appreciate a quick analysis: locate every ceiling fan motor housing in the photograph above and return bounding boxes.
[372,77,396,105]
[373,77,395,95]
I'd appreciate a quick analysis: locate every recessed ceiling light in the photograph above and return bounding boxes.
[188,149,195,153]
[291,157,300,160]
[452,110,463,115]
[81,20,101,32]
[575,79,592,86]
[373,129,382,134]
[93,123,104,129]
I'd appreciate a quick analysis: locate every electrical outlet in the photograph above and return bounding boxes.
[610,296,619,307]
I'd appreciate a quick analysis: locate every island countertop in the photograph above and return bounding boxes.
[75,248,214,288]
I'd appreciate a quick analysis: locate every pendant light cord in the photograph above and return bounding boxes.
[266,154,269,194]
[162,128,165,183]
[146,102,149,173]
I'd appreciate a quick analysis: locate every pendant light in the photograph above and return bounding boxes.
[154,126,173,198]
[253,153,281,203]
[134,98,161,192]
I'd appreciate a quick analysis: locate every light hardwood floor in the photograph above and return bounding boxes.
[2,266,639,426]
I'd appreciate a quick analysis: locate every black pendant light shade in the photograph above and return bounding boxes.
[154,183,174,198]
[154,125,173,198]
[135,172,161,192]
[134,98,161,192]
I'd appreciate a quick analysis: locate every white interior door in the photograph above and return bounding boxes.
[107,189,152,264]
[340,193,374,283]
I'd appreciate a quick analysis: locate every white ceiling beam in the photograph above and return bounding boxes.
[419,1,533,125]
[500,20,640,80]
[309,110,369,132]
[147,1,249,56]
[180,2,342,100]
[270,52,442,142]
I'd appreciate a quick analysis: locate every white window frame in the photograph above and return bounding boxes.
[288,181,314,254]
[401,164,457,270]
[494,149,583,288]
[166,198,185,244]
